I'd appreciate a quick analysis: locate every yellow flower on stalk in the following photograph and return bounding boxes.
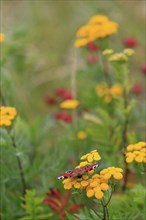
[63,175,89,190]
[110,85,123,96]
[107,48,134,63]
[125,142,146,163]
[102,49,114,56]
[85,166,123,200]
[60,99,79,109]
[123,48,135,56]
[80,149,101,164]
[86,174,109,199]
[74,15,118,48]
[108,52,128,62]
[89,15,109,25]
[74,38,89,48]
[0,106,17,127]
[96,83,123,103]
[0,33,5,43]
[77,131,87,140]
[96,83,112,103]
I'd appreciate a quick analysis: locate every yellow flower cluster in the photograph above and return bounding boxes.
[60,99,79,109]
[0,106,17,127]
[96,83,123,103]
[62,150,123,200]
[0,33,5,43]
[86,174,109,199]
[103,48,135,62]
[100,167,123,180]
[63,174,89,190]
[74,15,118,48]
[126,142,146,163]
[86,167,123,199]
[79,149,101,165]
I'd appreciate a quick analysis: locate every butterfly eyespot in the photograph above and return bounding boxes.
[57,176,64,180]
[65,170,72,174]
[93,164,99,169]
[86,164,91,168]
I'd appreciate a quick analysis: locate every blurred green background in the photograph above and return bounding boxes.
[1,2,145,219]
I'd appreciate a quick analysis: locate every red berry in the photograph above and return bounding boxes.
[123,37,137,48]
[55,88,73,100]
[141,64,146,74]
[45,96,56,105]
[54,112,72,123]
[131,83,143,95]
[87,42,98,51]
[86,55,98,64]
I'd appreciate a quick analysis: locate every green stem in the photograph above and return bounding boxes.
[101,199,107,220]
[91,207,103,220]
[7,130,27,197]
[100,54,112,87]
[122,77,129,191]
[87,201,103,220]
[104,189,113,207]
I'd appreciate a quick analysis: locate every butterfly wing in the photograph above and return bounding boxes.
[57,170,73,179]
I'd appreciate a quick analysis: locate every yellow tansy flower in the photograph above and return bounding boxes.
[123,48,135,56]
[113,172,123,180]
[60,99,79,109]
[0,106,17,127]
[95,190,104,199]
[74,182,81,189]
[127,144,134,151]
[107,48,134,63]
[89,15,109,25]
[110,85,123,96]
[108,52,128,62]
[100,167,123,181]
[74,38,89,48]
[81,180,88,187]
[125,142,146,164]
[74,15,118,48]
[135,156,143,163]
[100,183,109,191]
[77,131,87,140]
[96,83,123,103]
[0,33,5,43]
[80,149,101,164]
[87,189,94,197]
[102,49,114,55]
[76,25,91,37]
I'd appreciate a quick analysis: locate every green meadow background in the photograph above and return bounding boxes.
[1,1,145,220]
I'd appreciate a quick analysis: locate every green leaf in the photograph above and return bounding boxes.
[19,189,52,220]
[65,212,76,220]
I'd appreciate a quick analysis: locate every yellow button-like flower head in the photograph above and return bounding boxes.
[110,85,123,96]
[125,142,146,164]
[60,99,79,109]
[0,106,17,127]
[0,33,5,43]
[77,131,87,140]
[74,15,118,48]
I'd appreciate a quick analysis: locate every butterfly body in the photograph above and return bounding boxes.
[57,163,99,180]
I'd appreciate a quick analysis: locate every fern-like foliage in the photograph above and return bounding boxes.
[19,189,52,220]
